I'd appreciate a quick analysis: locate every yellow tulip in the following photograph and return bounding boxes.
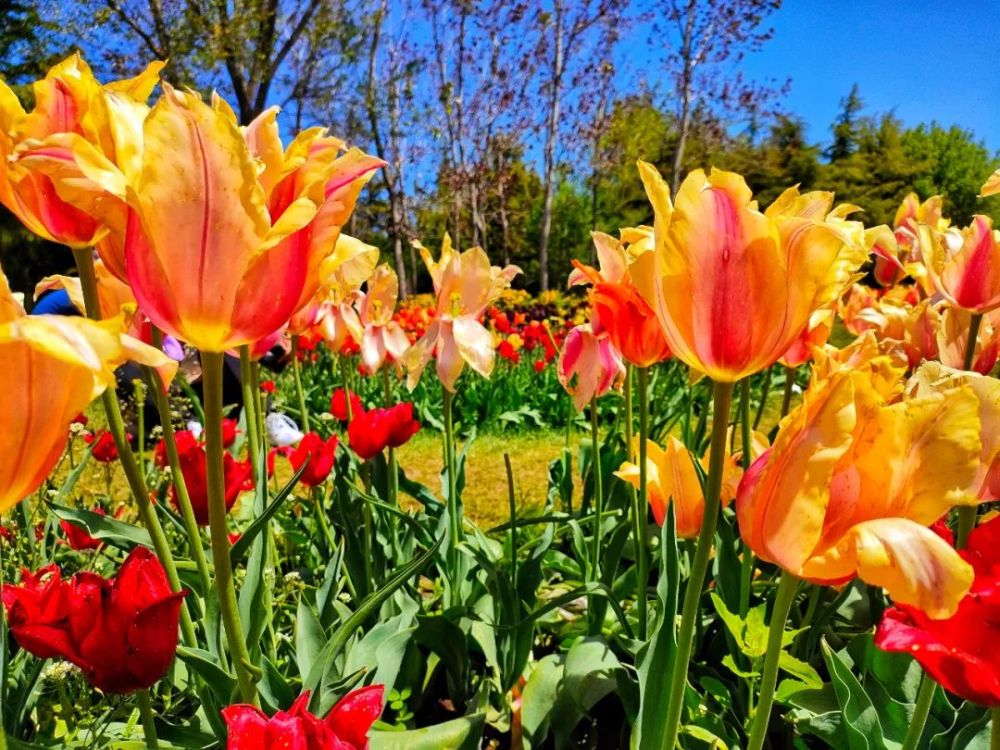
[0,266,175,512]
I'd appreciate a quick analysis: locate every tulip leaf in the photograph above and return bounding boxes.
[47,503,153,551]
[303,535,443,713]
[229,458,307,565]
[521,654,563,749]
[368,713,486,750]
[821,639,885,750]
[176,646,236,705]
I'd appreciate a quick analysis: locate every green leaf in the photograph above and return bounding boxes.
[563,637,623,712]
[295,597,326,683]
[48,504,152,551]
[176,647,236,705]
[368,714,485,750]
[230,458,307,565]
[709,592,748,653]
[821,639,885,750]
[779,651,823,688]
[722,654,759,680]
[521,655,563,749]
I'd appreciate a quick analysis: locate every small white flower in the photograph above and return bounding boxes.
[186,421,204,440]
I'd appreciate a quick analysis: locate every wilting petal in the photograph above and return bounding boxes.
[801,518,973,619]
[452,317,494,380]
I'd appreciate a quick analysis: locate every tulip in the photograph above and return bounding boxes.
[590,281,671,368]
[222,686,384,750]
[287,433,338,487]
[331,388,364,423]
[557,324,625,410]
[347,409,391,461]
[402,236,521,392]
[937,305,1000,376]
[171,432,252,525]
[0,266,175,513]
[61,508,105,551]
[85,431,120,463]
[384,402,421,448]
[358,264,410,376]
[1,547,186,693]
[736,362,985,618]
[982,168,1000,198]
[876,515,1000,707]
[635,164,866,382]
[0,54,163,254]
[918,216,1000,314]
[894,192,946,258]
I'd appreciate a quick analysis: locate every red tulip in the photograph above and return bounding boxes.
[267,446,293,478]
[384,403,420,448]
[330,388,364,423]
[222,686,384,750]
[875,515,1000,706]
[1,547,186,693]
[288,433,338,487]
[260,380,276,394]
[222,418,239,448]
[60,508,105,551]
[173,435,252,525]
[347,409,390,461]
[85,431,119,463]
[533,360,546,374]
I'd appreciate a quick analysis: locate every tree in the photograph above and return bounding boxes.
[655,0,785,195]
[827,83,863,161]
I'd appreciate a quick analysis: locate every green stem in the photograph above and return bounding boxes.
[134,378,146,484]
[239,346,261,476]
[70,247,196,647]
[659,380,735,750]
[249,361,265,445]
[589,396,604,581]
[290,336,311,433]
[900,675,937,750]
[753,366,772,430]
[382,368,399,508]
[957,313,984,548]
[746,571,799,750]
[991,707,1000,750]
[636,367,650,640]
[312,486,336,551]
[739,377,754,617]
[201,351,259,706]
[143,354,213,609]
[340,356,355,422]
[505,453,517,585]
[136,689,159,749]
[780,365,796,418]
[443,387,461,604]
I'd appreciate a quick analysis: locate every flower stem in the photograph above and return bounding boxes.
[635,367,651,640]
[991,707,1000,750]
[739,377,755,617]
[443,387,462,604]
[70,247,196,647]
[382,368,399,508]
[290,335,310,433]
[746,571,799,750]
[900,674,937,750]
[589,396,604,581]
[957,312,984,548]
[340,356,355,422]
[136,689,159,749]
[753,366,772,429]
[201,351,259,706]
[659,379,735,750]
[239,346,261,476]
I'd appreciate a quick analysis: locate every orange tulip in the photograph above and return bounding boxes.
[402,236,520,392]
[736,362,984,618]
[919,216,1000,314]
[117,87,379,352]
[937,305,1000,375]
[0,266,175,512]
[635,163,866,382]
[311,234,380,351]
[982,169,1000,198]
[0,54,163,254]
[616,436,746,538]
[590,281,671,368]
[557,323,625,410]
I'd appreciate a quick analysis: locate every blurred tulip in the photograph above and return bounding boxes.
[84,431,120,462]
[981,169,1000,198]
[358,264,410,375]
[919,216,1000,314]
[287,433,338,487]
[736,363,983,618]
[60,507,105,551]
[635,164,866,382]
[0,266,175,513]
[172,434,252,525]
[402,236,520,392]
[223,686,384,750]
[876,516,1000,706]
[330,388,364,423]
[1,547,186,693]
[557,323,625,410]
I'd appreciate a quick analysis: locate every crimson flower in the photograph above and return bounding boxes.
[875,516,1000,706]
[61,507,105,551]
[222,418,239,448]
[223,686,384,750]
[330,388,363,423]
[348,409,389,461]
[384,403,420,448]
[533,360,546,374]
[85,431,119,463]
[260,380,276,394]
[172,435,252,525]
[1,547,186,693]
[288,433,338,487]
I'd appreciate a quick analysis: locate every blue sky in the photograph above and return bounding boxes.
[739,0,1000,151]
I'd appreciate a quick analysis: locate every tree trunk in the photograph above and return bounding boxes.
[537,2,565,292]
[498,174,512,267]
